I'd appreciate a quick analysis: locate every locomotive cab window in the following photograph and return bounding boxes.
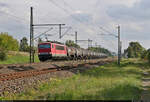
[39,44,50,49]
[52,44,54,48]
[56,45,65,50]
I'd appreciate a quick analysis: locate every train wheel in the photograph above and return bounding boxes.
[39,58,47,62]
[39,59,45,62]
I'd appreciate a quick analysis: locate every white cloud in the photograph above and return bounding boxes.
[74,10,82,14]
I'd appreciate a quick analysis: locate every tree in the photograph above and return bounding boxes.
[65,40,80,48]
[0,32,19,51]
[88,47,112,56]
[19,37,29,52]
[0,32,19,60]
[125,42,145,58]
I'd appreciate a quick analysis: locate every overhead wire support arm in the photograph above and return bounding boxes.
[33,27,53,40]
[33,24,65,26]
[99,27,118,38]
[60,26,72,39]
[98,33,118,38]
[29,6,66,63]
[33,23,65,39]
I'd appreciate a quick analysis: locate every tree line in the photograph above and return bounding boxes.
[0,32,116,61]
[0,33,30,60]
[88,47,113,56]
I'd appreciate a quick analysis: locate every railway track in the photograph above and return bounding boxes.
[0,58,116,82]
[0,63,84,81]
[0,69,57,81]
[0,58,117,96]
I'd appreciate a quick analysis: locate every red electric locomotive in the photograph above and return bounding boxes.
[38,42,67,61]
[38,41,108,61]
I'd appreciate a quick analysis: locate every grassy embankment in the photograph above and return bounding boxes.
[0,51,40,64]
[1,58,147,100]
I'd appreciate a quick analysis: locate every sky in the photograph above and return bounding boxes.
[0,0,149,53]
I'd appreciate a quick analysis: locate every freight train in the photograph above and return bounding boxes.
[38,41,108,61]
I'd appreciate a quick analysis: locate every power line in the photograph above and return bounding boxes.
[34,27,53,40]
[43,0,118,53]
[94,30,117,51]
[94,37,117,52]
[101,36,117,51]
[60,26,72,38]
[99,27,117,37]
[61,0,74,11]
[0,8,45,39]
[0,9,29,23]
[51,0,117,45]
[60,0,116,36]
[48,0,98,33]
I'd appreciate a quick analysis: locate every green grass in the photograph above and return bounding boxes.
[0,54,40,64]
[2,58,145,100]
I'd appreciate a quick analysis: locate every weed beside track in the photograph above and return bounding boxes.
[0,58,115,97]
[1,58,143,100]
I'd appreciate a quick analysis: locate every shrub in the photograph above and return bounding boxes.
[147,50,150,63]
[141,50,148,60]
[0,50,7,61]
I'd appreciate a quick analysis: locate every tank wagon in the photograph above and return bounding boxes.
[38,42,108,61]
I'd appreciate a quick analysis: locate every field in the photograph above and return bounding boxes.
[1,58,145,100]
[0,51,40,64]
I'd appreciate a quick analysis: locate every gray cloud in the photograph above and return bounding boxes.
[105,0,150,50]
[70,13,93,23]
[0,2,8,7]
[107,0,150,21]
[0,0,150,52]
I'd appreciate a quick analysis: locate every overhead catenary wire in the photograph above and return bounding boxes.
[48,0,99,48]
[93,34,117,52]
[0,7,43,38]
[49,0,118,47]
[48,0,98,33]
[49,0,119,52]
[0,0,118,52]
[60,0,116,37]
[0,9,29,23]
[0,9,29,32]
[101,36,117,51]
[60,26,72,38]
[33,27,53,40]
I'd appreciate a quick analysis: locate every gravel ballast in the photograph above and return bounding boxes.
[0,59,115,97]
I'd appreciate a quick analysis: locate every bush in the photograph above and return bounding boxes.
[141,50,148,60]
[0,50,7,61]
[148,53,150,63]
[147,50,150,63]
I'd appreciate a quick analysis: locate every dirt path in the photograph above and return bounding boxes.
[140,70,150,102]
